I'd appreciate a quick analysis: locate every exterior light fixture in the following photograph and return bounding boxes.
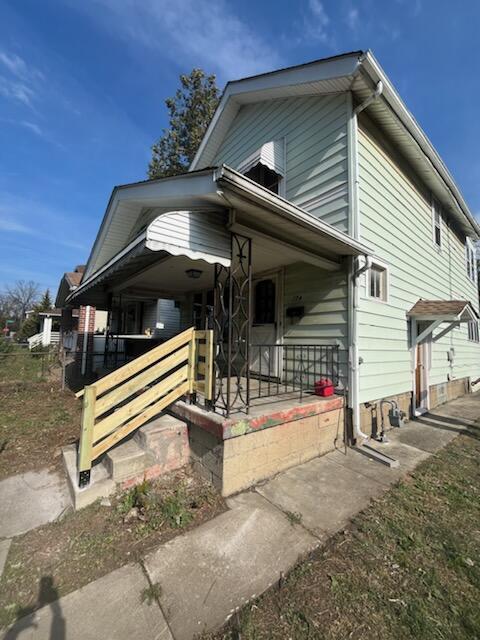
[185,268,203,279]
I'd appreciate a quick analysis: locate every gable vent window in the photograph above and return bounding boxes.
[468,320,479,343]
[238,139,286,197]
[432,199,442,248]
[366,262,388,302]
[244,163,281,195]
[466,238,477,283]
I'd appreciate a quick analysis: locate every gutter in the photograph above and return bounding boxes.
[215,165,373,257]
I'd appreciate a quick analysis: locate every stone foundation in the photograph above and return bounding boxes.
[359,376,472,437]
[429,377,470,408]
[174,396,344,497]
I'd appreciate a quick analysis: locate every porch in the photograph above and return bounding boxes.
[67,166,370,493]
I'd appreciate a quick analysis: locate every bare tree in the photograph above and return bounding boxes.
[4,280,40,321]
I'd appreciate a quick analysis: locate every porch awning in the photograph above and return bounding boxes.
[69,164,373,307]
[407,299,478,323]
[407,299,478,346]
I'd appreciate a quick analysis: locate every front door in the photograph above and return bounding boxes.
[415,338,430,414]
[250,275,279,378]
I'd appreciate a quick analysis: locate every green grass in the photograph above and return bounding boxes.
[203,432,480,640]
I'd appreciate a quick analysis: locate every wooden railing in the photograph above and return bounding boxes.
[76,327,213,487]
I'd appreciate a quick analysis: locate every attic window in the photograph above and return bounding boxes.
[244,162,281,195]
[432,199,442,248]
[466,238,477,283]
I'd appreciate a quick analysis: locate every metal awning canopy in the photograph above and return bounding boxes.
[408,299,478,345]
[68,166,373,307]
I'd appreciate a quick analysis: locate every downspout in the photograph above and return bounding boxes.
[347,81,383,442]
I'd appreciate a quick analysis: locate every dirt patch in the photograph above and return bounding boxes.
[0,381,81,480]
[0,467,226,629]
[203,433,480,640]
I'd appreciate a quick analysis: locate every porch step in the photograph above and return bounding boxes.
[104,439,151,482]
[134,414,190,472]
[62,412,191,510]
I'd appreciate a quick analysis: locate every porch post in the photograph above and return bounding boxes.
[213,232,251,416]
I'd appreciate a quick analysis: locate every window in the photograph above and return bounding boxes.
[366,263,388,302]
[432,199,442,248]
[244,162,282,194]
[468,320,479,342]
[465,238,477,283]
[254,279,276,324]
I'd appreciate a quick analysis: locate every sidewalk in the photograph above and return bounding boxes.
[1,393,478,640]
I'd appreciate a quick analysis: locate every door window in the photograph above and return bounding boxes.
[254,279,276,325]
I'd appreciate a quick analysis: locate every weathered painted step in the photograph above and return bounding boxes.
[105,439,151,482]
[135,413,189,458]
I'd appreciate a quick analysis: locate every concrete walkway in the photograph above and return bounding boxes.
[1,393,478,640]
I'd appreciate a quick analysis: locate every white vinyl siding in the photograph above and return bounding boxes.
[357,118,480,403]
[214,94,350,233]
[282,262,348,389]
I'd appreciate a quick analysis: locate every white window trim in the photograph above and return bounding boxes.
[365,257,390,304]
[431,197,442,251]
[465,237,477,284]
[467,320,479,343]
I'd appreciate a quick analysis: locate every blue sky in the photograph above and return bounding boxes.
[1,0,479,295]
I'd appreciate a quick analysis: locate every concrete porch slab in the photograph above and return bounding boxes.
[326,440,430,485]
[0,539,12,580]
[0,563,173,640]
[144,491,317,640]
[256,455,385,538]
[386,420,458,453]
[172,394,343,440]
[0,470,71,538]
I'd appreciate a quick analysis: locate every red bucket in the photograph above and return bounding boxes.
[314,377,334,397]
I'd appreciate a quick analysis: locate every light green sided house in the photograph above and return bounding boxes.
[62,50,480,500]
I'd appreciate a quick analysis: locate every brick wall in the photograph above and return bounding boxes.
[76,305,96,376]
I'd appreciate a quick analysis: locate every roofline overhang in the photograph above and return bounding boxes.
[359,52,480,238]
[81,168,218,282]
[191,49,479,239]
[215,165,372,256]
[69,165,373,302]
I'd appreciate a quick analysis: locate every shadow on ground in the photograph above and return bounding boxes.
[4,577,65,640]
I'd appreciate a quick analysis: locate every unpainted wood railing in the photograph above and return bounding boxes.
[76,327,213,487]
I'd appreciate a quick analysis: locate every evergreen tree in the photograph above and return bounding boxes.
[148,69,220,179]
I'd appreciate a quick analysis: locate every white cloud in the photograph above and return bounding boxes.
[0,195,90,252]
[0,75,35,106]
[72,0,282,81]
[305,0,331,43]
[346,8,360,31]
[20,121,43,137]
[0,49,45,107]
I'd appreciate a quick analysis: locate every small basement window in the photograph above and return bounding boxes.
[367,262,388,302]
[468,320,479,342]
[466,238,477,283]
[244,162,282,195]
[432,199,442,248]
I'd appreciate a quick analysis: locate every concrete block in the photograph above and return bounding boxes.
[136,414,189,468]
[144,492,316,639]
[0,563,173,640]
[62,445,116,511]
[0,469,71,538]
[105,439,149,481]
[0,539,12,579]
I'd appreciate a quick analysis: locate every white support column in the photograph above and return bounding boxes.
[42,316,52,347]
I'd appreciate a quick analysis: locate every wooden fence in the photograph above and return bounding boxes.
[76,327,213,486]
